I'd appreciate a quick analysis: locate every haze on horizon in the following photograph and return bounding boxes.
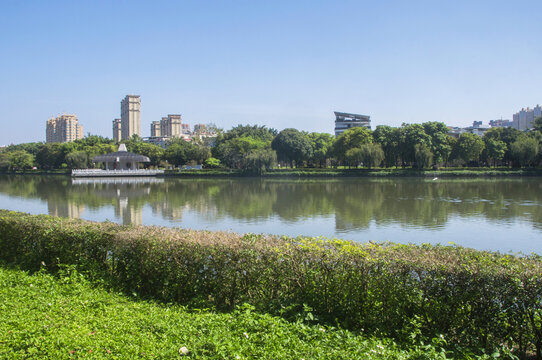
[0,0,540,145]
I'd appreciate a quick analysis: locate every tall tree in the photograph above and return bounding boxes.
[373,125,400,167]
[271,128,313,167]
[397,124,431,167]
[483,138,507,167]
[422,122,452,165]
[454,133,485,165]
[308,132,333,167]
[510,136,539,167]
[333,127,373,165]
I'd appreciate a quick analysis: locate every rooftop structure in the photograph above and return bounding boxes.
[93,144,150,170]
[46,114,83,143]
[334,111,371,136]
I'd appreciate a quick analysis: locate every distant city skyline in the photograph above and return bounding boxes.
[1,0,542,145]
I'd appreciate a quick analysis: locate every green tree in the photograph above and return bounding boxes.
[9,151,34,171]
[533,116,542,133]
[483,127,522,165]
[164,141,192,167]
[204,157,221,168]
[35,143,66,169]
[510,136,539,167]
[454,133,485,165]
[0,153,10,171]
[333,127,373,165]
[399,123,432,167]
[271,128,313,167]
[360,143,384,169]
[308,132,333,167]
[414,144,433,169]
[373,125,400,168]
[65,151,88,169]
[484,138,507,167]
[345,148,363,167]
[422,122,452,165]
[244,148,277,174]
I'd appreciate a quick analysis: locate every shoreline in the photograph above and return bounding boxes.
[2,168,542,178]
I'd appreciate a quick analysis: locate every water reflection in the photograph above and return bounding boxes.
[0,176,541,252]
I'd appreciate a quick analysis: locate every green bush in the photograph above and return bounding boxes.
[0,210,541,358]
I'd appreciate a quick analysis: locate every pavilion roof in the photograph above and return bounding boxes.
[92,144,150,163]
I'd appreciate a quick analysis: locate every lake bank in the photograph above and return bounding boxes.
[2,167,542,178]
[0,210,540,358]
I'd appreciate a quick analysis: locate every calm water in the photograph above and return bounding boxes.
[1,175,541,254]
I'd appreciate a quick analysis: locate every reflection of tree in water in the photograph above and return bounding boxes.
[0,176,541,231]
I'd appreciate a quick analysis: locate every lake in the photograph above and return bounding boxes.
[1,175,541,254]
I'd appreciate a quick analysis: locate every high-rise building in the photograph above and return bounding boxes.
[46,114,83,143]
[181,123,191,135]
[120,95,141,140]
[160,114,182,137]
[512,105,542,131]
[150,121,161,137]
[334,111,371,136]
[112,118,122,142]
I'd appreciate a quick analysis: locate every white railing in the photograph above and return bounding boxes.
[71,169,164,177]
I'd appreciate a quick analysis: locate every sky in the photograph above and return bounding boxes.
[0,0,541,145]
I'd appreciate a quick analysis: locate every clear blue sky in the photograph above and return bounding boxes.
[1,0,541,145]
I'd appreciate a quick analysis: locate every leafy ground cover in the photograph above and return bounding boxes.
[1,211,539,358]
[0,266,456,360]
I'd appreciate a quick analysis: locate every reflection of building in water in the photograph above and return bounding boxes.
[71,177,164,225]
[116,197,143,225]
[48,202,85,218]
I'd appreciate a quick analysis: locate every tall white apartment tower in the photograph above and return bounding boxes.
[120,95,141,140]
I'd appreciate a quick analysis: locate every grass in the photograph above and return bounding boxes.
[161,167,542,178]
[0,266,458,360]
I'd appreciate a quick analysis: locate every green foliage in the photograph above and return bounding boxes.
[347,144,385,169]
[484,138,507,167]
[0,267,456,360]
[333,127,373,165]
[414,144,433,169]
[65,151,88,169]
[454,133,485,165]
[244,148,277,174]
[399,123,432,166]
[0,153,10,171]
[7,150,34,171]
[271,128,313,167]
[533,116,542,133]
[422,122,452,165]
[373,125,401,167]
[308,132,333,167]
[165,139,210,167]
[510,136,539,167]
[204,157,222,168]
[0,211,540,358]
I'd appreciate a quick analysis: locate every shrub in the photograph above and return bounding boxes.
[0,210,541,358]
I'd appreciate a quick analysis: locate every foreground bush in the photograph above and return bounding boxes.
[2,267,450,359]
[0,210,541,358]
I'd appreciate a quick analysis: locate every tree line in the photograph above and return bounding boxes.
[2,118,542,172]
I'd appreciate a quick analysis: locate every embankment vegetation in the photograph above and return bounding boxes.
[2,118,542,174]
[1,210,541,358]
